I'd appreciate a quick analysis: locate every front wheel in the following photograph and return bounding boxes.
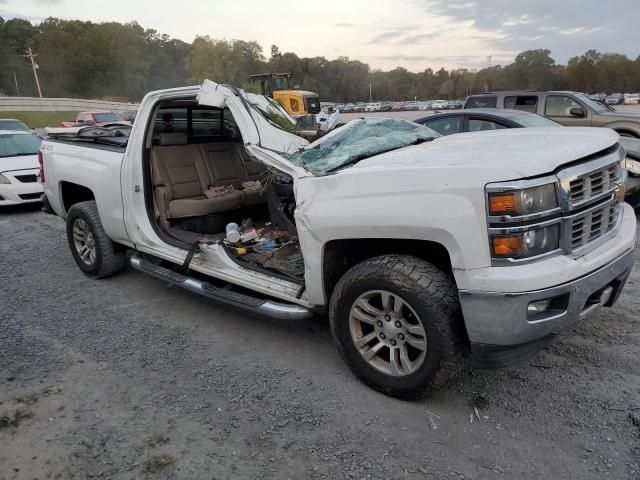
[66,200,126,278]
[329,255,467,397]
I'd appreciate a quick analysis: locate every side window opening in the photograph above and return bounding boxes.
[504,96,538,113]
[423,117,463,136]
[468,118,507,132]
[545,95,582,117]
[465,96,497,109]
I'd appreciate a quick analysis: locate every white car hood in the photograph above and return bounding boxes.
[0,154,38,172]
[355,127,620,179]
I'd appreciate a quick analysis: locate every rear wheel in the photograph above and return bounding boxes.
[66,201,126,278]
[329,255,467,397]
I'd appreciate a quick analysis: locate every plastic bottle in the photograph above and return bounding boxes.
[226,223,241,243]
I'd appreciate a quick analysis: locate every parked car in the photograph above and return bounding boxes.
[589,93,607,102]
[605,93,624,105]
[430,100,447,110]
[415,108,640,207]
[40,80,636,397]
[60,111,132,128]
[391,102,404,111]
[119,110,138,123]
[623,94,640,105]
[404,101,418,111]
[0,118,38,136]
[464,91,640,137]
[365,102,381,112]
[0,131,42,206]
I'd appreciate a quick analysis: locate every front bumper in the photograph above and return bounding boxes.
[460,247,634,356]
[0,181,42,205]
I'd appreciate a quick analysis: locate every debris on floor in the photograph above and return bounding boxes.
[224,219,305,277]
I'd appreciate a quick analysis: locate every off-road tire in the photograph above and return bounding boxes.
[66,200,126,278]
[329,255,467,397]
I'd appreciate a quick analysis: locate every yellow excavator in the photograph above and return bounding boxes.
[249,73,321,117]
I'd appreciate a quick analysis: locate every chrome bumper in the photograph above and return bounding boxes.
[459,249,634,347]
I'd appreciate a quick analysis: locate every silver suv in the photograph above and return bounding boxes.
[464,91,640,137]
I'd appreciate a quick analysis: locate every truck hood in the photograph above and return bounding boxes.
[0,154,38,172]
[355,127,620,179]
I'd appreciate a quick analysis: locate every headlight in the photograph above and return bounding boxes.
[624,157,640,176]
[0,174,10,184]
[487,183,558,217]
[490,224,560,259]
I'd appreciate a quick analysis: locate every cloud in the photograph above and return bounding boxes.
[371,53,513,69]
[0,8,46,21]
[421,0,640,62]
[367,30,407,44]
[395,31,443,45]
[367,25,436,45]
[334,22,356,28]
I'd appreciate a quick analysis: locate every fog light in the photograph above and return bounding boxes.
[527,299,552,314]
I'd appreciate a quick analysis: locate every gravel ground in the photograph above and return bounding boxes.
[1,205,639,480]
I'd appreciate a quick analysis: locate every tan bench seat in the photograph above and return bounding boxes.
[151,133,244,222]
[152,133,270,229]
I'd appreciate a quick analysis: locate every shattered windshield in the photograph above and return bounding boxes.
[286,118,439,175]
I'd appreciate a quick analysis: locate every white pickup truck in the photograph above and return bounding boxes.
[40,81,636,396]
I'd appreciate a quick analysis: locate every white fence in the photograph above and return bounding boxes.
[0,96,139,112]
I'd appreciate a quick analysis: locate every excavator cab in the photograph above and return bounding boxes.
[249,73,321,117]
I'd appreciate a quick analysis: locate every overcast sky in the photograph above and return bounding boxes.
[2,0,639,71]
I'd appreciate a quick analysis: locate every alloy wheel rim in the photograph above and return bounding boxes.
[72,218,96,265]
[349,290,427,377]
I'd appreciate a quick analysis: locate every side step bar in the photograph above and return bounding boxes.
[129,254,313,320]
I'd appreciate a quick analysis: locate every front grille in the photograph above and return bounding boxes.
[18,193,41,200]
[568,162,621,208]
[570,200,620,251]
[14,174,37,183]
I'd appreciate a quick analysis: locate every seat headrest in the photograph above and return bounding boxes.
[159,132,188,146]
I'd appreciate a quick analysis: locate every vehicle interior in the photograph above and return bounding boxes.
[144,98,304,281]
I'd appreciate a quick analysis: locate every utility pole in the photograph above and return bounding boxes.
[24,48,43,98]
[13,72,20,96]
[369,81,372,103]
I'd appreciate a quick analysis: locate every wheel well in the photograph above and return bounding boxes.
[322,238,453,303]
[60,182,95,212]
[613,128,640,138]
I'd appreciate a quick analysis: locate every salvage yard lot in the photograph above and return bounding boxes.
[1,208,639,479]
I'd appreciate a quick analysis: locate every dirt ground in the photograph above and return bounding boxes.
[1,205,639,480]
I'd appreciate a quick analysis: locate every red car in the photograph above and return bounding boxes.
[60,111,131,128]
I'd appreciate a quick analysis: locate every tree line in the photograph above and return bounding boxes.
[1,16,639,102]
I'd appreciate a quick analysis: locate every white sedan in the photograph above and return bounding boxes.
[0,131,42,206]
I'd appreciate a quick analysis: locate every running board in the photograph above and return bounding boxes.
[129,254,313,320]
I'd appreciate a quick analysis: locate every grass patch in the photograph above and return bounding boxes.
[0,111,79,129]
[0,410,33,430]
[15,393,39,405]
[145,454,175,473]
